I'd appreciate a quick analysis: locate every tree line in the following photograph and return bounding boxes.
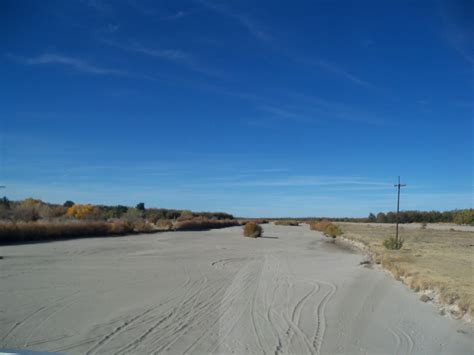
[304,209,473,225]
[0,197,234,222]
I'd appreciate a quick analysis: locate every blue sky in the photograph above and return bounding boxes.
[1,0,472,217]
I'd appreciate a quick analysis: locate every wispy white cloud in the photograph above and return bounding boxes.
[217,175,393,188]
[257,95,390,127]
[103,40,226,78]
[197,0,271,41]
[438,0,474,65]
[109,41,189,61]
[161,10,194,21]
[259,106,315,123]
[8,53,126,76]
[314,60,375,88]
[284,51,376,89]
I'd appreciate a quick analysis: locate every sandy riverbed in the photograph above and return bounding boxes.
[1,224,472,354]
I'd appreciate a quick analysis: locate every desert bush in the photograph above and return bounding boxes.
[421,222,427,229]
[157,219,174,230]
[243,222,263,238]
[120,207,143,221]
[131,219,154,232]
[323,224,343,239]
[383,236,404,250]
[174,217,239,231]
[198,211,234,220]
[12,198,44,221]
[309,220,332,232]
[177,211,195,221]
[38,204,67,219]
[0,221,126,243]
[99,205,129,219]
[108,220,134,234]
[239,219,268,225]
[275,220,299,226]
[144,209,161,224]
[453,209,474,225]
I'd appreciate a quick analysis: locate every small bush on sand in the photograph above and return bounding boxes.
[323,224,343,239]
[243,222,263,238]
[275,220,299,226]
[421,222,427,230]
[383,236,404,250]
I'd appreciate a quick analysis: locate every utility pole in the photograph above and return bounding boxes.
[394,176,406,246]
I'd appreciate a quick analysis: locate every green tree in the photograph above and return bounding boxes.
[136,202,145,211]
[376,212,387,223]
[63,200,75,208]
[386,212,396,223]
[368,213,376,222]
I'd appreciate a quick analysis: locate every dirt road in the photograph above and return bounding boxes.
[1,224,472,354]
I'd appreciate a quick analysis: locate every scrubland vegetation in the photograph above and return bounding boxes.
[274,219,299,226]
[0,197,236,243]
[338,223,474,319]
[239,219,269,225]
[173,216,239,231]
[309,220,343,240]
[243,222,263,238]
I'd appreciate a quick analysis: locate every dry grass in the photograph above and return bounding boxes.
[173,217,239,231]
[243,222,263,238]
[274,220,299,226]
[338,222,474,319]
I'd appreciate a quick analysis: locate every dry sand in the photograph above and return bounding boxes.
[1,224,472,354]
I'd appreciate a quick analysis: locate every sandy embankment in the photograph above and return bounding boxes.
[1,224,472,354]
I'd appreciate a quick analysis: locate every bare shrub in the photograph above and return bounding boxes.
[12,198,44,221]
[383,236,404,250]
[131,219,154,232]
[157,219,174,230]
[243,222,263,238]
[177,210,194,221]
[174,217,239,231]
[38,204,67,219]
[108,220,134,234]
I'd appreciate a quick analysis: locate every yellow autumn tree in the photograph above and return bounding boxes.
[66,204,99,219]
